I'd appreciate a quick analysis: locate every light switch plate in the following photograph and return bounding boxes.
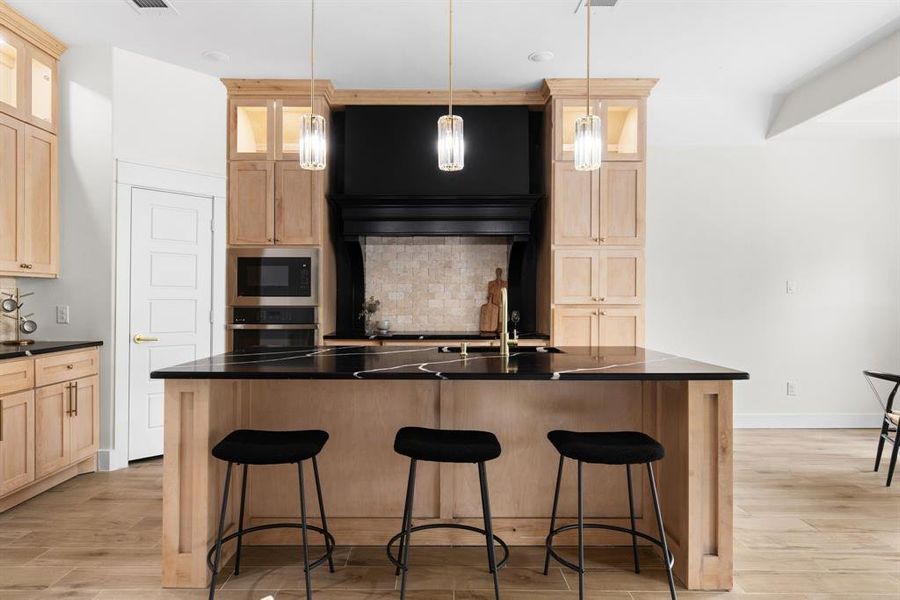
[56,305,69,324]
[786,381,798,396]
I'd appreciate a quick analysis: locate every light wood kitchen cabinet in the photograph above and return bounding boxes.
[19,124,57,275]
[34,380,68,478]
[554,306,644,347]
[554,96,644,163]
[229,161,320,246]
[555,249,644,305]
[275,162,319,245]
[0,389,34,495]
[554,162,643,247]
[0,346,100,511]
[229,161,275,245]
[0,28,26,121]
[0,112,23,273]
[68,375,99,463]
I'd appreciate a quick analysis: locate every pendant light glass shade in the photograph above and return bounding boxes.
[299,112,327,171]
[438,114,464,172]
[574,112,602,171]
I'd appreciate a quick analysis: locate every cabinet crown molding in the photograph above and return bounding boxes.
[0,1,66,59]
[543,78,658,98]
[221,78,337,103]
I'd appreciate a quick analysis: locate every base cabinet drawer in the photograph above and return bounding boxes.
[35,348,99,387]
[0,358,34,395]
[0,389,35,495]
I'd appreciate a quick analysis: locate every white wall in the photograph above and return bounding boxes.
[18,45,116,451]
[19,46,226,470]
[646,140,900,427]
[112,48,226,176]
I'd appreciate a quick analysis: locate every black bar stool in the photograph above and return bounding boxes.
[543,430,677,600]
[207,429,336,600]
[864,370,900,486]
[386,426,508,600]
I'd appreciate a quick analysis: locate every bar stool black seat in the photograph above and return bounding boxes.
[388,426,508,600]
[207,429,335,600]
[543,430,678,600]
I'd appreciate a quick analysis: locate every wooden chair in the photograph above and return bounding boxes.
[864,371,900,486]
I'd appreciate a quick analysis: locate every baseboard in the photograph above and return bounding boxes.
[735,413,883,429]
[97,448,129,472]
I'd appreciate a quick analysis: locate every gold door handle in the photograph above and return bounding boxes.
[72,381,78,417]
[65,382,72,416]
[133,334,159,344]
[19,263,32,269]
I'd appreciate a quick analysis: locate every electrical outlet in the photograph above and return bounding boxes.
[786,381,798,396]
[56,305,69,324]
[786,280,797,294]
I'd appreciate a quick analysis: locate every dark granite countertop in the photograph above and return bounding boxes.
[151,345,748,381]
[0,340,103,361]
[324,331,551,341]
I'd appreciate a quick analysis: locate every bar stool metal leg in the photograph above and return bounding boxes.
[398,459,418,600]
[647,462,677,600]
[478,462,501,600]
[543,455,564,576]
[875,420,889,471]
[297,462,313,600]
[577,460,585,600]
[233,464,249,576]
[311,456,335,573]
[395,458,415,577]
[625,464,641,574]
[208,461,233,600]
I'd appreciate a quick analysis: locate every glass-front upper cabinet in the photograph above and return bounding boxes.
[27,45,56,132]
[554,97,644,162]
[603,99,644,161]
[275,100,311,160]
[0,29,26,119]
[230,99,274,160]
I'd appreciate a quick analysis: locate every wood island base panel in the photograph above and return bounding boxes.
[153,345,746,591]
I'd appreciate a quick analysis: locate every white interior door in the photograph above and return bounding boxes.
[128,188,212,460]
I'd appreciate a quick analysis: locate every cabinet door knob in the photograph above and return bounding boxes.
[592,237,599,242]
[599,297,606,302]
[599,237,606,243]
[600,311,607,316]
[66,364,74,370]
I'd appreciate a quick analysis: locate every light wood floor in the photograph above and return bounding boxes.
[0,429,897,599]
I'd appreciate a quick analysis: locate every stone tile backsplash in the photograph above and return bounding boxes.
[363,237,509,332]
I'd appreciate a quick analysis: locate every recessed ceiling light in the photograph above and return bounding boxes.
[528,51,555,63]
[201,50,230,63]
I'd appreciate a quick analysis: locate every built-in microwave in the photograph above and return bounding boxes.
[228,248,319,307]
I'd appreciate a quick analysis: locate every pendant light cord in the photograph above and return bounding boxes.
[310,0,315,109]
[586,0,591,116]
[448,0,454,117]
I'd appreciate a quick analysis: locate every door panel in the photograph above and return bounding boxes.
[34,382,69,477]
[20,125,57,275]
[69,375,99,463]
[599,250,644,305]
[229,161,274,245]
[554,250,601,304]
[553,307,599,347]
[553,162,598,246]
[600,163,644,245]
[129,188,212,460]
[0,113,23,272]
[598,307,644,347]
[275,162,318,245]
[0,389,35,495]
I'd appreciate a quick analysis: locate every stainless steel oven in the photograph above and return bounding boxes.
[228,307,318,352]
[228,248,319,307]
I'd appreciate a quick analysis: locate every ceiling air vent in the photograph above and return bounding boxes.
[126,0,179,15]
[575,0,619,10]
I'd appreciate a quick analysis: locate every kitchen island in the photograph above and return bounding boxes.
[151,345,747,590]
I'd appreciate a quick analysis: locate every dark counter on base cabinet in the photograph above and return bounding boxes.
[151,345,748,381]
[0,340,103,361]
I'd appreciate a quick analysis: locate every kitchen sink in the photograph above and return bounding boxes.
[439,345,562,354]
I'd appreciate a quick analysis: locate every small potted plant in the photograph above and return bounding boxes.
[359,296,381,336]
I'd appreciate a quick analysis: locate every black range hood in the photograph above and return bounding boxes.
[330,194,542,238]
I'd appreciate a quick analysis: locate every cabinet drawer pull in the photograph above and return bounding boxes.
[66,364,74,370]
[72,381,78,417]
[599,297,606,302]
[600,311,607,316]
[599,237,606,243]
[19,263,33,269]
[65,382,72,416]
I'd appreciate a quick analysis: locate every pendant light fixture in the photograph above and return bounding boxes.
[437,0,464,172]
[299,0,327,171]
[574,0,602,171]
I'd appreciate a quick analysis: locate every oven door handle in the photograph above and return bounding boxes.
[227,324,319,330]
